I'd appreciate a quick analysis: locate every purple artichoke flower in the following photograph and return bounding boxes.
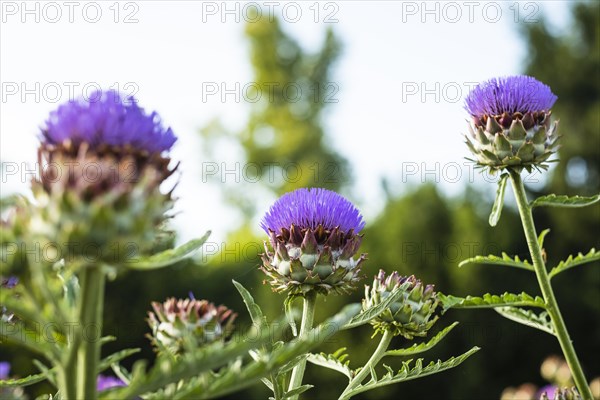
[364,270,439,338]
[38,90,177,195]
[97,374,126,391]
[260,188,366,295]
[464,76,559,172]
[465,76,556,118]
[30,90,178,264]
[42,90,175,155]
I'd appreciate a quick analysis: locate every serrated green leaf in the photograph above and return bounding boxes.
[32,360,56,386]
[342,347,480,399]
[306,348,353,380]
[458,252,534,272]
[233,280,267,327]
[343,288,403,330]
[99,348,140,371]
[548,248,599,279]
[489,173,509,226]
[111,363,132,385]
[284,296,298,336]
[0,320,61,359]
[495,307,555,335]
[125,231,210,270]
[0,290,51,328]
[283,384,313,399]
[384,322,459,357]
[438,292,546,312]
[530,194,600,208]
[0,372,47,388]
[107,304,361,400]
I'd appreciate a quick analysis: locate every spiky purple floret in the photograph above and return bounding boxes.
[97,375,126,391]
[465,76,557,118]
[42,90,176,154]
[261,188,365,234]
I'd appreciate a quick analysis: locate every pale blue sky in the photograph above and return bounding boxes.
[0,1,572,243]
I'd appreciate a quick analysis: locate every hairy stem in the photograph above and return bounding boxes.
[509,170,592,399]
[76,266,106,400]
[339,329,394,400]
[287,291,317,399]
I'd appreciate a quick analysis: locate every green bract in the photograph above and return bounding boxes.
[261,225,365,295]
[465,112,559,172]
[28,143,175,265]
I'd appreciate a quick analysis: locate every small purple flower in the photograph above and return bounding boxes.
[537,385,558,399]
[42,90,176,155]
[261,188,365,234]
[97,374,126,391]
[465,75,557,118]
[0,362,10,379]
[1,276,18,289]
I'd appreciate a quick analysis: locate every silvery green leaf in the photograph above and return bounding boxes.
[283,384,314,399]
[0,320,61,359]
[458,252,534,272]
[549,248,599,279]
[438,292,546,312]
[530,194,600,208]
[343,288,403,330]
[489,173,509,226]
[341,347,480,399]
[125,231,210,270]
[233,280,267,327]
[284,295,298,336]
[105,304,360,400]
[111,363,133,385]
[495,307,555,335]
[99,348,140,371]
[307,347,353,380]
[0,372,48,388]
[384,322,459,357]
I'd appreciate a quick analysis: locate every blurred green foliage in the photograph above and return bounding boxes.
[8,2,599,399]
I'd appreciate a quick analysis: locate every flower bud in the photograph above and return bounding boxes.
[147,297,236,355]
[364,270,439,338]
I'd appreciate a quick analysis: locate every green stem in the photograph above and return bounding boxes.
[287,291,317,400]
[509,170,592,399]
[339,329,393,400]
[75,266,106,400]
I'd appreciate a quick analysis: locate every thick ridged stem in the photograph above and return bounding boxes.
[76,266,106,400]
[288,291,317,400]
[509,170,592,399]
